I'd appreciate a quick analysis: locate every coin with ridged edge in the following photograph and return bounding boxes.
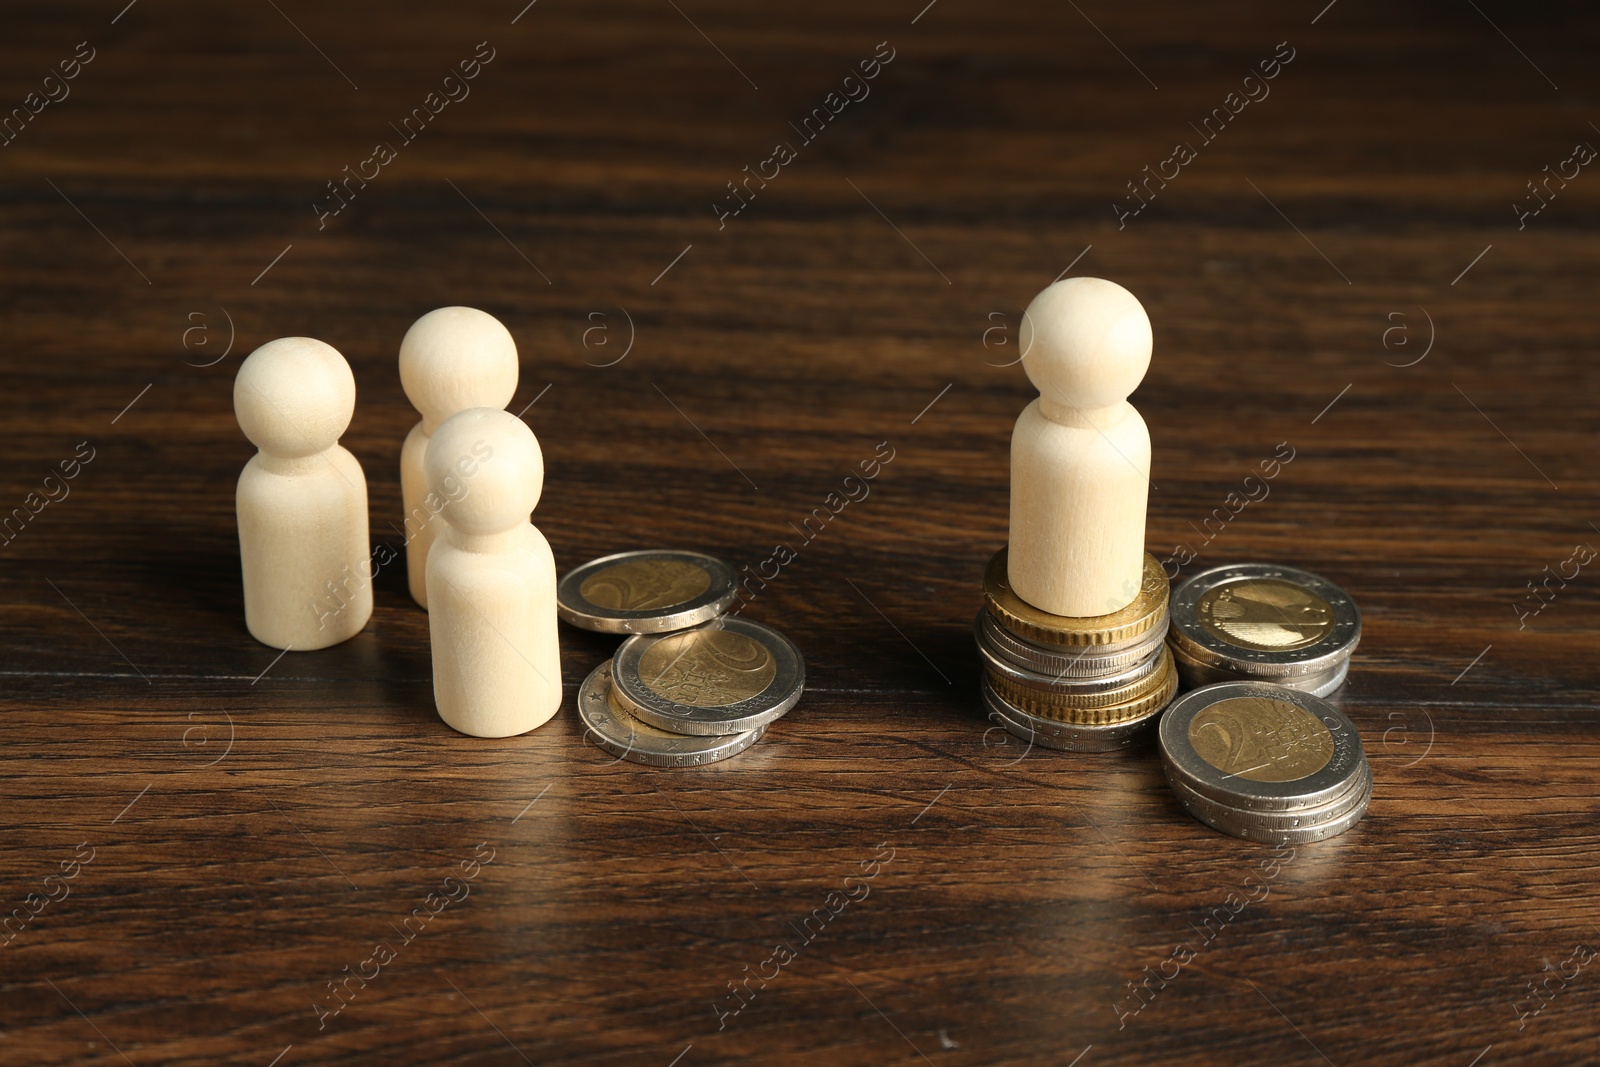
[981,675,1162,752]
[976,608,1170,677]
[978,634,1165,695]
[577,661,764,767]
[1166,758,1371,833]
[557,549,738,634]
[1159,681,1367,813]
[1168,764,1372,843]
[984,547,1169,647]
[1169,563,1360,678]
[611,617,804,736]
[1172,642,1350,697]
[988,646,1178,724]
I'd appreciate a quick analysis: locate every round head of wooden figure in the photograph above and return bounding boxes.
[234,337,356,459]
[426,407,543,538]
[399,307,519,432]
[1018,277,1152,413]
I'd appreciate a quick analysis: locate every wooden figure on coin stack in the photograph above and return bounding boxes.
[234,337,372,650]
[425,407,561,737]
[1010,277,1153,616]
[398,306,519,610]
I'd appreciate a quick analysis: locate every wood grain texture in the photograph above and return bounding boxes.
[2,1,1598,1064]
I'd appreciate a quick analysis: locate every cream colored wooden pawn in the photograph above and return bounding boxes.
[1009,277,1153,617]
[398,307,519,610]
[234,337,372,650]
[425,407,560,737]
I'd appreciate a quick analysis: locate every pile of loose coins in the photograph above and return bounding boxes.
[1158,681,1372,843]
[1168,563,1361,696]
[975,547,1373,843]
[976,547,1178,752]
[557,550,804,767]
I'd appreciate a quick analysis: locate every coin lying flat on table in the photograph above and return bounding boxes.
[576,661,764,767]
[1169,563,1360,679]
[1158,681,1371,842]
[610,616,805,736]
[1160,681,1367,810]
[983,547,1170,648]
[1167,759,1372,843]
[558,550,739,634]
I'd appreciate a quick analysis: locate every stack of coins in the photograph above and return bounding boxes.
[1158,681,1371,842]
[1168,563,1360,697]
[976,547,1179,752]
[557,550,805,767]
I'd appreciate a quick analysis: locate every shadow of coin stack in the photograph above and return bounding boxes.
[976,546,1178,752]
[558,550,805,768]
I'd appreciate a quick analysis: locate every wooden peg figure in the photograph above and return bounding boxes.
[425,407,560,737]
[398,307,519,610]
[1008,277,1153,617]
[234,337,372,650]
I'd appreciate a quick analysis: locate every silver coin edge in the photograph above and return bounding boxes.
[1158,681,1368,811]
[611,617,806,729]
[576,660,764,766]
[1169,562,1361,675]
[557,550,739,633]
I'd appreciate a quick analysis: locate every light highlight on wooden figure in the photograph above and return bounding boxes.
[425,407,560,737]
[234,336,371,650]
[1008,277,1153,617]
[399,307,519,609]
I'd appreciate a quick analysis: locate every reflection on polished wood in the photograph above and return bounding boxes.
[0,1,1596,1064]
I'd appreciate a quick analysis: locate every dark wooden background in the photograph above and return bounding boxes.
[2,0,1597,1064]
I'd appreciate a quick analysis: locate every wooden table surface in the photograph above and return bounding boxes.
[3,1,1597,1064]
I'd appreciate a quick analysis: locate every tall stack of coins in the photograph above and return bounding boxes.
[976,547,1179,751]
[558,550,805,767]
[1158,681,1371,843]
[1168,563,1360,697]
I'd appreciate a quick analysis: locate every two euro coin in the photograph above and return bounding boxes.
[561,552,805,769]
[1168,563,1360,696]
[1158,681,1371,843]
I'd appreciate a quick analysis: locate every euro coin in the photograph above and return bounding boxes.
[1169,563,1359,679]
[610,616,804,736]
[557,549,738,634]
[978,633,1165,695]
[983,547,1169,647]
[976,607,1169,678]
[1159,681,1368,813]
[981,673,1162,752]
[988,645,1178,724]
[1171,640,1350,697]
[576,661,763,767]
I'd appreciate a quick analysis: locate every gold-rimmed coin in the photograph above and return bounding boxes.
[987,646,1178,725]
[983,547,1169,647]
[976,608,1170,678]
[981,675,1162,752]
